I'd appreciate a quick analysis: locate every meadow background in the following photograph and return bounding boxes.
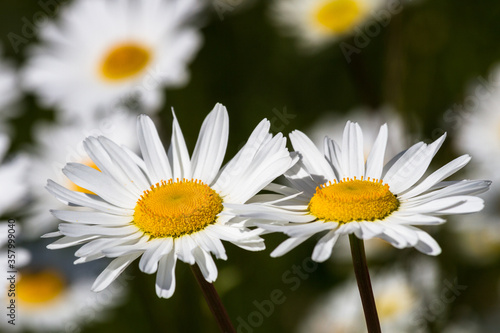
[1,0,500,332]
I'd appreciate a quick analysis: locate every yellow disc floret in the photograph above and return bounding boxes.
[134,179,223,238]
[314,0,365,34]
[308,177,399,223]
[100,43,151,81]
[17,270,66,306]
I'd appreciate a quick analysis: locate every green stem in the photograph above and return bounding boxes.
[349,234,381,333]
[191,264,236,333]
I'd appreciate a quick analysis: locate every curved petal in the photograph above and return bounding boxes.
[91,252,141,292]
[311,230,340,262]
[365,124,388,180]
[155,250,177,298]
[341,121,364,179]
[168,110,192,180]
[191,103,229,184]
[137,115,172,183]
[193,247,218,282]
[289,130,335,183]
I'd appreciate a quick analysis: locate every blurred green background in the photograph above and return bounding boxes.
[1,0,500,332]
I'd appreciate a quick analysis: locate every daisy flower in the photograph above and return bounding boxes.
[239,121,490,261]
[22,0,204,119]
[25,111,138,238]
[270,0,385,50]
[0,247,125,332]
[45,103,294,298]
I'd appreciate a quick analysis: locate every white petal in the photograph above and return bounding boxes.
[193,247,218,282]
[174,235,197,264]
[139,238,173,274]
[84,136,141,196]
[404,196,484,215]
[383,134,446,194]
[59,224,139,237]
[155,250,177,298]
[311,231,340,262]
[389,213,446,225]
[47,235,99,249]
[76,233,145,258]
[410,227,441,255]
[63,163,137,208]
[289,130,335,183]
[270,236,310,257]
[354,222,385,239]
[284,158,318,197]
[223,202,315,223]
[341,121,364,179]
[97,136,151,193]
[257,221,337,238]
[191,103,228,184]
[137,115,172,183]
[399,155,471,200]
[191,231,227,260]
[51,210,133,225]
[91,252,141,292]
[324,137,341,179]
[168,110,192,180]
[365,124,388,180]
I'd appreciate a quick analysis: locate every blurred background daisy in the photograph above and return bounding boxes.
[1,0,500,332]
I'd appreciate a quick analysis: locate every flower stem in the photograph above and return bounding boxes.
[348,234,381,333]
[191,264,236,333]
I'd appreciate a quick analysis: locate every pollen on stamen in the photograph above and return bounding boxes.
[133,178,223,238]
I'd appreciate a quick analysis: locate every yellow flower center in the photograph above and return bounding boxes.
[68,159,100,195]
[308,177,399,223]
[17,270,66,306]
[314,0,365,34]
[134,179,223,238]
[100,43,151,81]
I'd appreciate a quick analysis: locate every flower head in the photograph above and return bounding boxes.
[270,0,385,50]
[242,121,490,262]
[45,104,294,298]
[22,0,204,118]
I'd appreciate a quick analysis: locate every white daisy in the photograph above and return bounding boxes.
[0,257,126,332]
[298,263,437,333]
[0,134,28,216]
[22,0,204,119]
[25,111,138,239]
[270,0,385,50]
[230,121,490,261]
[45,103,294,298]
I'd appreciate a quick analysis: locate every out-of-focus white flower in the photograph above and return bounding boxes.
[270,0,385,50]
[22,0,204,119]
[298,263,437,333]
